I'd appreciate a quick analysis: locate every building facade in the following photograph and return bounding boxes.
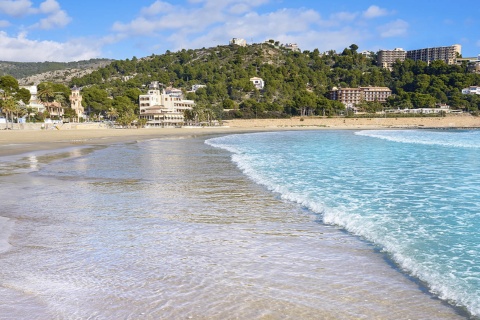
[330,87,392,108]
[69,86,84,121]
[377,48,406,70]
[139,82,194,127]
[406,44,461,65]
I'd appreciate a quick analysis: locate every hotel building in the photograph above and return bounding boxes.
[377,48,406,70]
[139,82,194,127]
[406,44,461,65]
[330,87,392,108]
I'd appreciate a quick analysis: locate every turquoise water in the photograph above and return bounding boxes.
[206,129,480,317]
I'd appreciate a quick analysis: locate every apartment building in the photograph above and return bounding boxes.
[139,82,194,127]
[330,87,392,108]
[406,44,461,65]
[377,48,406,70]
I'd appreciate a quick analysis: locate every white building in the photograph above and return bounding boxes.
[462,86,480,95]
[139,82,194,127]
[229,38,247,47]
[250,77,265,90]
[19,85,46,113]
[190,84,206,92]
[284,43,300,52]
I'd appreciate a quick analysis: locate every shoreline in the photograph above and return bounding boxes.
[1,115,479,157]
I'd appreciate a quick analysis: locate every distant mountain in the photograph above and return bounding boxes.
[0,59,114,85]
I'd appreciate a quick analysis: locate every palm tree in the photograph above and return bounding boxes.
[12,104,25,129]
[26,107,34,123]
[1,97,15,129]
[106,107,119,122]
[37,84,55,105]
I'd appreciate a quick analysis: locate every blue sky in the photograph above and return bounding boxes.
[0,0,478,62]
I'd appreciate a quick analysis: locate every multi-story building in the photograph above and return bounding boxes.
[406,44,461,65]
[19,85,46,114]
[377,48,406,70]
[69,86,84,121]
[139,82,194,127]
[330,87,392,109]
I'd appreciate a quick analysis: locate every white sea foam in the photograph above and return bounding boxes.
[356,129,480,149]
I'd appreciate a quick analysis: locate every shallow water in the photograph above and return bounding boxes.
[0,135,468,319]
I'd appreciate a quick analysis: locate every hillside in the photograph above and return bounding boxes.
[0,59,113,85]
[68,43,480,120]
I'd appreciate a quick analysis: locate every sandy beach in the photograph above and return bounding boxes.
[0,115,479,156]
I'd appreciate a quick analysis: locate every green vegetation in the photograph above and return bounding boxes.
[65,43,480,120]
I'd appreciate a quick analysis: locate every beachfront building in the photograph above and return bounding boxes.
[406,44,461,65]
[139,82,194,127]
[461,86,480,95]
[69,86,84,121]
[19,85,46,114]
[250,77,265,90]
[44,101,64,119]
[330,87,392,109]
[229,38,247,47]
[377,48,406,70]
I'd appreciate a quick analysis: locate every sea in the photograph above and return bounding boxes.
[0,129,478,319]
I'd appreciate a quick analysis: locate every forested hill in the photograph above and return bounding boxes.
[69,43,480,119]
[0,59,113,84]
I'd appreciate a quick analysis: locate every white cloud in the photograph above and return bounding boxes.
[363,5,389,19]
[33,9,71,29]
[140,1,175,16]
[38,0,60,14]
[0,0,71,29]
[0,0,35,17]
[0,31,101,62]
[379,19,408,38]
[0,19,10,27]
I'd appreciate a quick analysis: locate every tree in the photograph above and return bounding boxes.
[1,97,15,129]
[0,75,19,93]
[16,88,31,104]
[106,107,119,121]
[37,83,55,104]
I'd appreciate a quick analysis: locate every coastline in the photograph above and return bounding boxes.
[1,115,479,157]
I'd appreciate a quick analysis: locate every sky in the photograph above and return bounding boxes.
[0,0,478,62]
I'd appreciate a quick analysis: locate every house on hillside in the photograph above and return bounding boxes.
[462,86,480,95]
[229,38,247,47]
[250,77,265,90]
